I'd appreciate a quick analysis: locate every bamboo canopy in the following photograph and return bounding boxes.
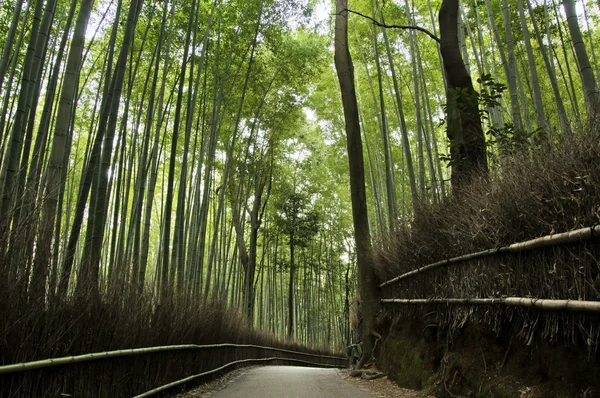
[0,343,345,375]
[379,224,600,288]
[381,297,600,312]
[133,357,344,398]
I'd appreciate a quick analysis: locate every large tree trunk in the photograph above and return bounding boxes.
[439,0,488,187]
[334,0,381,368]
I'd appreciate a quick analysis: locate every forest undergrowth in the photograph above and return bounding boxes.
[374,129,600,279]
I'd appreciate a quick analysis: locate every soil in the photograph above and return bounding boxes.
[338,368,429,397]
[375,315,600,398]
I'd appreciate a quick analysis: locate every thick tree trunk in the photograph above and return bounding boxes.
[334,1,380,368]
[439,0,488,187]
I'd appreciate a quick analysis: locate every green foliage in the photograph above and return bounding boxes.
[440,74,535,167]
[476,74,537,154]
[278,192,320,248]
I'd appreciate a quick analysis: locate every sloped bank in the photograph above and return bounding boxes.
[375,312,600,397]
[372,132,600,397]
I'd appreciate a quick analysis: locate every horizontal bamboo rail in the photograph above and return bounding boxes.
[0,343,345,375]
[379,224,600,288]
[381,297,600,312]
[133,357,345,398]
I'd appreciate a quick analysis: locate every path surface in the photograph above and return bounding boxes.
[208,366,371,398]
[175,366,422,398]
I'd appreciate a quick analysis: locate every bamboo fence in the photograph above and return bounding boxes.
[379,224,600,288]
[0,343,346,375]
[381,297,600,312]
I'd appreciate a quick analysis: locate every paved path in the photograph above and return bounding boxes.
[208,366,371,398]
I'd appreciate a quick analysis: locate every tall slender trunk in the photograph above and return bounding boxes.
[501,0,523,131]
[376,1,418,211]
[562,0,600,119]
[162,0,196,302]
[371,4,398,229]
[526,0,570,136]
[35,0,95,302]
[0,0,44,237]
[76,0,142,299]
[140,1,175,292]
[58,0,122,299]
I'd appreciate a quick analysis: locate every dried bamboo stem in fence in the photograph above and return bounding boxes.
[380,224,600,288]
[381,297,600,312]
[0,343,345,375]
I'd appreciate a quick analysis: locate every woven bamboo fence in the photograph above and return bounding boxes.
[380,224,600,288]
[0,343,346,397]
[379,224,600,349]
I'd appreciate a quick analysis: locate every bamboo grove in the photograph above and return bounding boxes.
[342,0,600,231]
[0,0,357,350]
[1,0,600,352]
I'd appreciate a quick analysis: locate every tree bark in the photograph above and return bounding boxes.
[334,2,380,368]
[439,0,488,187]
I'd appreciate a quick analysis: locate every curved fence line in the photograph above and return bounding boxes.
[379,224,600,288]
[381,297,600,312]
[0,343,345,375]
[133,357,345,398]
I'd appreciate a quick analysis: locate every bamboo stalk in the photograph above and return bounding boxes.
[133,357,345,398]
[381,297,600,313]
[0,343,345,375]
[380,224,600,288]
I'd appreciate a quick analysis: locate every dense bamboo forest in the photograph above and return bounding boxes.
[1,0,600,393]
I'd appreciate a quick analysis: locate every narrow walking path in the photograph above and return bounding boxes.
[176,365,421,398]
[208,366,370,398]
